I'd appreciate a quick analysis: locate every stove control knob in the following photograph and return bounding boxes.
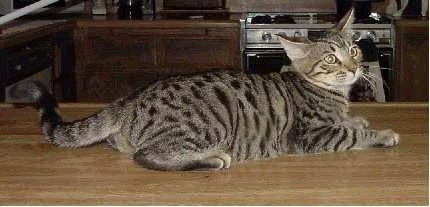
[262,32,272,41]
[294,31,303,38]
[352,31,361,41]
[367,31,377,41]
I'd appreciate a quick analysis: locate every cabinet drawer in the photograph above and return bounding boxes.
[111,28,207,36]
[160,38,237,69]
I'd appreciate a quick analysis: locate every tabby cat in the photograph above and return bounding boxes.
[15,9,399,171]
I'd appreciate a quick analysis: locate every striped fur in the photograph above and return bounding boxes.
[18,9,399,171]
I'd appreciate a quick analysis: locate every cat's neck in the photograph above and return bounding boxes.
[282,70,351,98]
[280,71,349,107]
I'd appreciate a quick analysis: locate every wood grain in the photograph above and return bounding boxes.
[393,19,429,101]
[73,21,241,102]
[0,103,428,205]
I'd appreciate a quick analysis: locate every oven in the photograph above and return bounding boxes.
[1,37,53,103]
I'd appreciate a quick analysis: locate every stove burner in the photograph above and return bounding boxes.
[248,13,392,25]
[250,15,296,24]
[273,15,295,24]
[354,16,391,24]
[250,15,272,24]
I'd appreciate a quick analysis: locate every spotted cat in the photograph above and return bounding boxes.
[14,9,399,171]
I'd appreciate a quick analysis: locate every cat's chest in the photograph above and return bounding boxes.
[295,104,346,127]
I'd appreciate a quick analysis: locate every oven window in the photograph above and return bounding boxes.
[377,47,394,101]
[246,50,291,74]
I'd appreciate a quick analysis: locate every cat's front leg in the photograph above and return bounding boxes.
[304,124,399,153]
[343,116,369,129]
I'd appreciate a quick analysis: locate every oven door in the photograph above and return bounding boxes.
[245,49,291,74]
[3,37,53,103]
[5,67,52,103]
[377,47,394,101]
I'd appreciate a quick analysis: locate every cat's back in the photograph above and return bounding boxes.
[124,71,291,148]
[138,70,289,111]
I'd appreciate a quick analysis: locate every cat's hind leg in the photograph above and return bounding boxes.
[106,133,136,156]
[133,149,231,171]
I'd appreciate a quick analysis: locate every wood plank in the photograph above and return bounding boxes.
[0,103,428,205]
[0,135,427,205]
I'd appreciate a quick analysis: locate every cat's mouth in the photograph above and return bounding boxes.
[332,67,362,86]
[351,67,363,83]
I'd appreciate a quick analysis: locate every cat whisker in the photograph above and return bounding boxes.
[362,73,391,92]
[363,72,383,81]
[363,73,386,87]
[365,66,394,71]
[360,75,378,92]
[379,67,394,71]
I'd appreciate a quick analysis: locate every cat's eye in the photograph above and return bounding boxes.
[349,47,359,57]
[324,54,337,64]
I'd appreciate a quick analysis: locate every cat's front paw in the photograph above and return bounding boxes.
[374,129,400,147]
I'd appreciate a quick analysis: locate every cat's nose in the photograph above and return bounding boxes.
[346,67,356,73]
[344,60,359,73]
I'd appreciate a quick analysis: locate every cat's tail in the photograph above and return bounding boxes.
[9,81,123,148]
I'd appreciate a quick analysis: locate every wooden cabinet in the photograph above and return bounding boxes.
[74,21,241,102]
[393,19,429,101]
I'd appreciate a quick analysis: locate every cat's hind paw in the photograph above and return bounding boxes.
[211,152,232,169]
[198,152,232,170]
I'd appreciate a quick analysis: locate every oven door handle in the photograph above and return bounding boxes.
[246,53,285,59]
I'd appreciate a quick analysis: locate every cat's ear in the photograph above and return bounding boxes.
[334,8,355,34]
[278,36,313,60]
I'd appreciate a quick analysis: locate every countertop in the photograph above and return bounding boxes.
[0,102,427,205]
[0,19,73,48]
[1,11,428,49]
[0,12,242,49]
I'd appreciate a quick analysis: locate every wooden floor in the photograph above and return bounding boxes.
[0,103,428,205]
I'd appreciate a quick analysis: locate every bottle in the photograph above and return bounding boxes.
[142,0,155,15]
[118,0,143,19]
[92,0,107,15]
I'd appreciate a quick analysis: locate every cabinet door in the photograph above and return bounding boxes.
[73,26,241,102]
[75,28,156,72]
[159,38,238,71]
[394,21,429,101]
[158,27,241,72]
[76,70,177,102]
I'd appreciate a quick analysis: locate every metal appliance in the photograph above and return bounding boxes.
[336,0,385,20]
[241,12,395,102]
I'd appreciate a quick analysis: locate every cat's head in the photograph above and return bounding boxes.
[279,9,363,90]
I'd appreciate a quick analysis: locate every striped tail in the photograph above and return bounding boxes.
[10,81,122,148]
